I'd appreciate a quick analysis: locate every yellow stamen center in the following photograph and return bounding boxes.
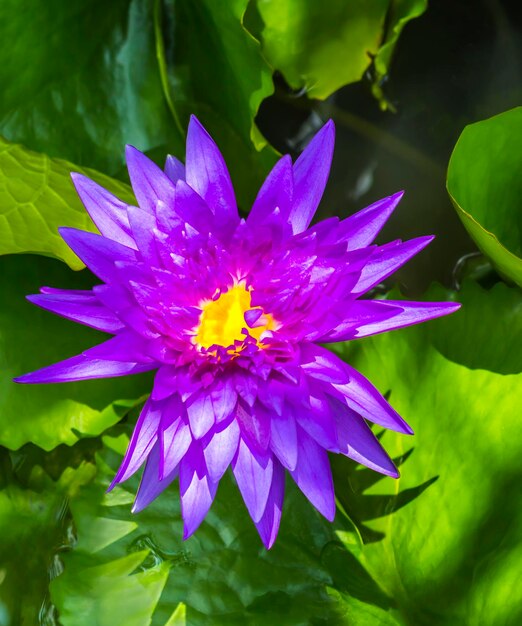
[195,284,275,350]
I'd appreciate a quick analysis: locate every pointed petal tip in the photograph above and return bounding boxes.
[323,503,336,523]
[182,521,199,541]
[131,501,145,514]
[188,114,208,135]
[323,118,335,133]
[70,171,85,185]
[421,234,436,245]
[261,535,277,550]
[446,302,462,313]
[404,423,415,436]
[106,477,119,494]
[124,144,145,165]
[12,374,28,384]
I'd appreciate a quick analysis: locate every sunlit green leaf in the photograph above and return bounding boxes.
[447,107,522,286]
[0,137,135,269]
[334,283,522,624]
[249,0,389,100]
[0,255,151,450]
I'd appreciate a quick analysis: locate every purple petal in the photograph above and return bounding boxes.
[254,460,285,550]
[71,173,137,248]
[335,403,399,477]
[203,419,240,482]
[288,120,335,234]
[244,308,263,327]
[294,392,339,451]
[179,449,217,539]
[210,378,238,423]
[93,283,159,340]
[348,300,462,338]
[26,290,124,333]
[127,206,161,263]
[236,403,270,451]
[317,300,400,342]
[132,442,179,513]
[186,392,216,439]
[125,145,176,215]
[299,343,348,384]
[111,399,163,486]
[248,155,293,225]
[164,155,185,184]
[270,411,298,471]
[332,364,413,434]
[185,116,238,231]
[340,192,404,251]
[174,180,214,233]
[161,415,192,478]
[83,331,155,363]
[289,429,335,521]
[353,236,434,295]
[232,439,274,523]
[59,227,137,284]
[14,352,153,384]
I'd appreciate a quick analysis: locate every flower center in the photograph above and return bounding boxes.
[195,284,275,350]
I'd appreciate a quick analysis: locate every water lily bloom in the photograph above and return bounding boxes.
[16,116,459,548]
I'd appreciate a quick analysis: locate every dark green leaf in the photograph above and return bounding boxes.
[0,255,151,450]
[0,0,182,177]
[372,0,428,110]
[0,460,95,626]
[159,0,277,208]
[428,281,522,375]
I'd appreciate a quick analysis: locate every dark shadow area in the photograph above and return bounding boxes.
[331,448,439,544]
[257,0,522,294]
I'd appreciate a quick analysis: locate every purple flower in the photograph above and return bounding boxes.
[16,117,459,548]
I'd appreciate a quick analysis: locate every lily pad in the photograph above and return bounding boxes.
[447,107,522,286]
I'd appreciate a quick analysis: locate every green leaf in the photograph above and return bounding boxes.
[334,284,522,625]
[249,0,390,100]
[428,281,522,375]
[0,460,95,626]
[0,137,135,269]
[50,434,398,626]
[159,0,277,208]
[447,107,522,286]
[0,254,151,450]
[0,0,183,177]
